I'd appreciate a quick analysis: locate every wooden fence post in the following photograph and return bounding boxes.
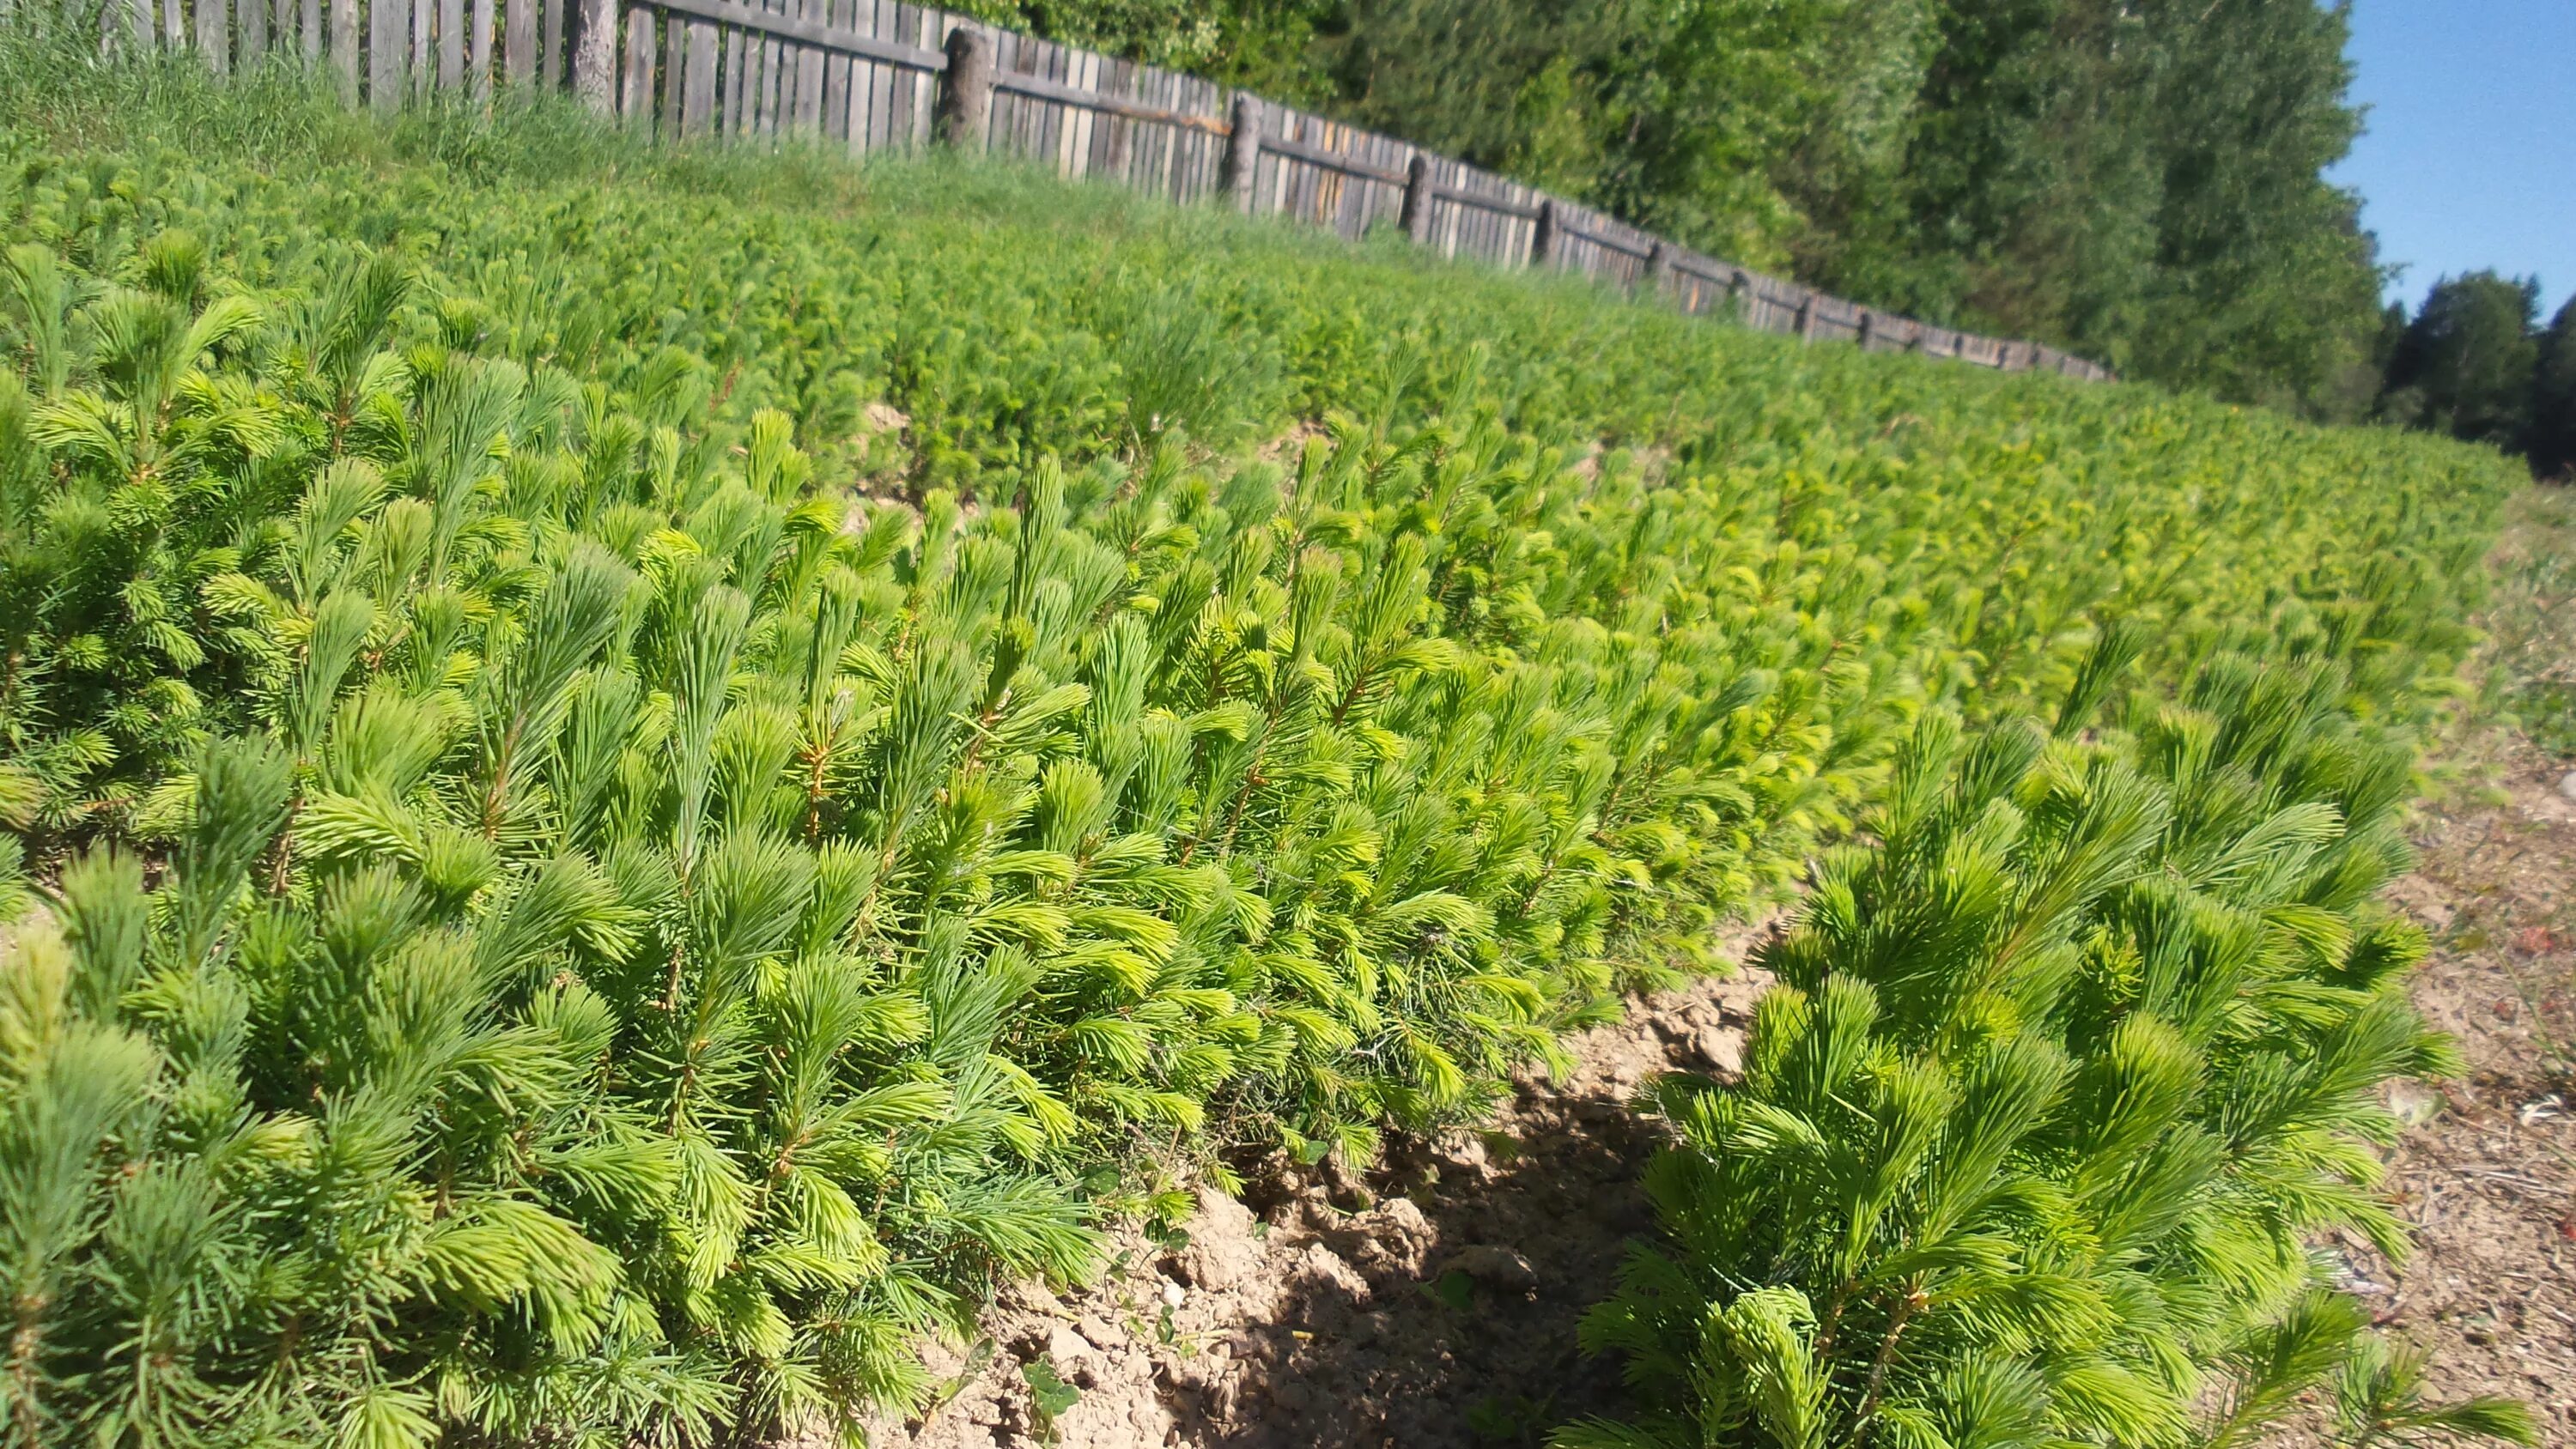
[937,26,993,150]
[1221,94,1262,215]
[331,0,356,97]
[1795,294,1816,342]
[439,0,465,92]
[1400,155,1434,245]
[196,0,228,72]
[1531,200,1558,270]
[620,5,653,121]
[1641,240,1667,297]
[468,0,495,96]
[683,20,714,134]
[370,0,406,109]
[504,0,532,80]
[1856,309,1875,350]
[572,0,616,111]
[410,0,429,100]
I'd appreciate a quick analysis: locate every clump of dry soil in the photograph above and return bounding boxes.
[858,955,1771,1449]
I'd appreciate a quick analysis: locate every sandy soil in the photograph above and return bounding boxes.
[857,946,1773,1448]
[2355,730,2576,1445]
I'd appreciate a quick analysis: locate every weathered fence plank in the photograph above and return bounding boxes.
[88,0,2103,381]
[368,0,403,109]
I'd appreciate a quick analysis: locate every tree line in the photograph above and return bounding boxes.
[2376,275,2576,479]
[962,0,2388,421]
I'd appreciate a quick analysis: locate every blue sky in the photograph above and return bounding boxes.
[2328,0,2576,320]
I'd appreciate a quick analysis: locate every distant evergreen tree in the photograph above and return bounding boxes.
[2528,297,2576,480]
[2378,271,2542,451]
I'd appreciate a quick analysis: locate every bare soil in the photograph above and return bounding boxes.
[858,940,1773,1449]
[2354,728,2576,1445]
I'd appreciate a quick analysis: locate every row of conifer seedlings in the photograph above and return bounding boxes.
[1567,646,2538,1449]
[0,209,2532,1447]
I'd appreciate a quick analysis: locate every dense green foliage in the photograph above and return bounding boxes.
[962,0,2387,418]
[2530,300,2576,481]
[0,49,2527,1449]
[2375,273,2576,480]
[2378,273,2547,453]
[1566,661,2535,1449]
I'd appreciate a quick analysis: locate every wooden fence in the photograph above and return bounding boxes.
[71,0,2115,381]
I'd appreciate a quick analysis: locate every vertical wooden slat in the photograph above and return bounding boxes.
[886,3,914,147]
[864,0,892,152]
[883,6,908,150]
[1021,34,1047,167]
[683,16,717,135]
[435,0,461,90]
[331,0,356,96]
[570,0,612,108]
[196,0,229,72]
[1045,36,1072,173]
[720,21,744,134]
[793,0,823,134]
[620,5,653,122]
[855,0,888,153]
[504,0,532,79]
[760,0,784,136]
[469,0,495,95]
[765,0,788,135]
[819,0,848,141]
[908,6,936,146]
[984,29,1010,160]
[747,0,770,136]
[240,0,266,66]
[771,23,791,136]
[370,0,405,108]
[299,0,319,62]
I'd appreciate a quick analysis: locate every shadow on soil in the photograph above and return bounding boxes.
[1171,1097,1667,1449]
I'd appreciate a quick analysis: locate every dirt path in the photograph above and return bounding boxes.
[859,944,1772,1449]
[2358,729,2576,1445]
